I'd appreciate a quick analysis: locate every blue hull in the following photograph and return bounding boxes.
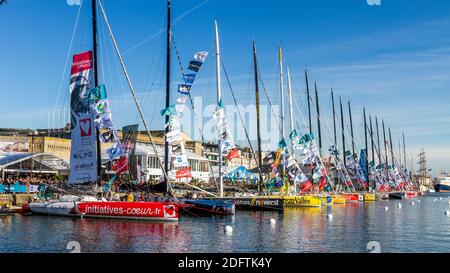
[434,184,450,192]
[181,199,235,215]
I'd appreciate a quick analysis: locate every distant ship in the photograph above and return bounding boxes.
[434,171,450,192]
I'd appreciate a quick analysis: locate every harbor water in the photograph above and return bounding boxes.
[1,193,450,253]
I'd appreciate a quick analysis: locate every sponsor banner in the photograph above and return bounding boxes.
[76,202,178,220]
[122,124,139,179]
[68,112,98,184]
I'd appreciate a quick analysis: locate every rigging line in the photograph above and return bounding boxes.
[98,0,188,198]
[53,1,83,128]
[171,32,220,193]
[257,63,316,192]
[220,58,265,184]
[290,78,355,192]
[123,0,210,56]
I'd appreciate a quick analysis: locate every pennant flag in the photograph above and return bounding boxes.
[278,138,287,149]
[99,129,118,143]
[273,148,283,167]
[289,130,298,140]
[329,145,339,156]
[103,175,116,192]
[183,73,196,84]
[177,96,189,104]
[85,85,107,101]
[300,133,314,144]
[344,150,352,157]
[112,156,128,175]
[175,104,186,114]
[301,180,312,193]
[359,149,369,182]
[176,166,193,179]
[160,104,176,116]
[173,153,189,168]
[194,51,209,62]
[107,142,124,160]
[218,99,224,108]
[166,129,182,143]
[165,115,180,129]
[95,112,114,129]
[221,138,235,151]
[188,60,202,72]
[211,108,225,120]
[226,148,240,160]
[91,99,111,115]
[178,84,192,95]
[121,124,139,179]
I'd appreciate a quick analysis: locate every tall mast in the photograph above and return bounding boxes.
[92,0,102,184]
[369,115,375,164]
[214,20,223,197]
[376,117,381,165]
[331,88,337,146]
[382,120,388,178]
[253,41,263,194]
[389,127,394,168]
[363,107,369,182]
[314,81,322,155]
[403,132,406,171]
[287,66,294,151]
[164,0,171,191]
[340,97,346,166]
[278,47,285,140]
[305,70,312,135]
[348,101,355,157]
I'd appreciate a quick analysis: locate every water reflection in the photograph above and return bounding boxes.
[1,194,450,253]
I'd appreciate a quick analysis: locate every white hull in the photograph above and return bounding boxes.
[29,201,78,216]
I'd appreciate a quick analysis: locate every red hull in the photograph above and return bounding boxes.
[77,201,179,221]
[345,194,359,203]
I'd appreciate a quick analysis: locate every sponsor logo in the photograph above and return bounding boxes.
[79,118,92,137]
[163,205,177,218]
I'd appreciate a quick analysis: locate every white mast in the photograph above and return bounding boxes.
[287,66,294,151]
[215,20,223,197]
[278,47,285,140]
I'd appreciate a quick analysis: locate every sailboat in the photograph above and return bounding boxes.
[25,0,180,221]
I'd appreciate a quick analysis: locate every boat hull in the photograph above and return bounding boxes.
[181,199,235,215]
[364,193,376,202]
[332,195,346,204]
[274,196,322,208]
[213,197,284,210]
[434,184,450,193]
[28,201,78,216]
[388,192,405,200]
[345,194,360,203]
[77,201,179,221]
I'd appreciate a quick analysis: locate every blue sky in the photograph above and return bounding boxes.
[1,0,450,174]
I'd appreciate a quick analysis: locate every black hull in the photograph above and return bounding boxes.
[389,192,405,200]
[434,184,450,192]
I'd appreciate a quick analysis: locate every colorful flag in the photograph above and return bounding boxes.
[188,60,202,72]
[103,175,116,192]
[194,51,209,62]
[166,129,182,143]
[91,99,111,115]
[173,153,189,168]
[85,85,107,101]
[278,138,287,149]
[95,112,114,129]
[121,124,139,179]
[289,130,298,140]
[107,142,124,160]
[178,84,192,95]
[112,156,128,175]
[99,129,118,143]
[301,180,312,193]
[183,73,196,84]
[176,166,192,179]
[221,139,235,151]
[160,104,176,116]
[226,148,240,160]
